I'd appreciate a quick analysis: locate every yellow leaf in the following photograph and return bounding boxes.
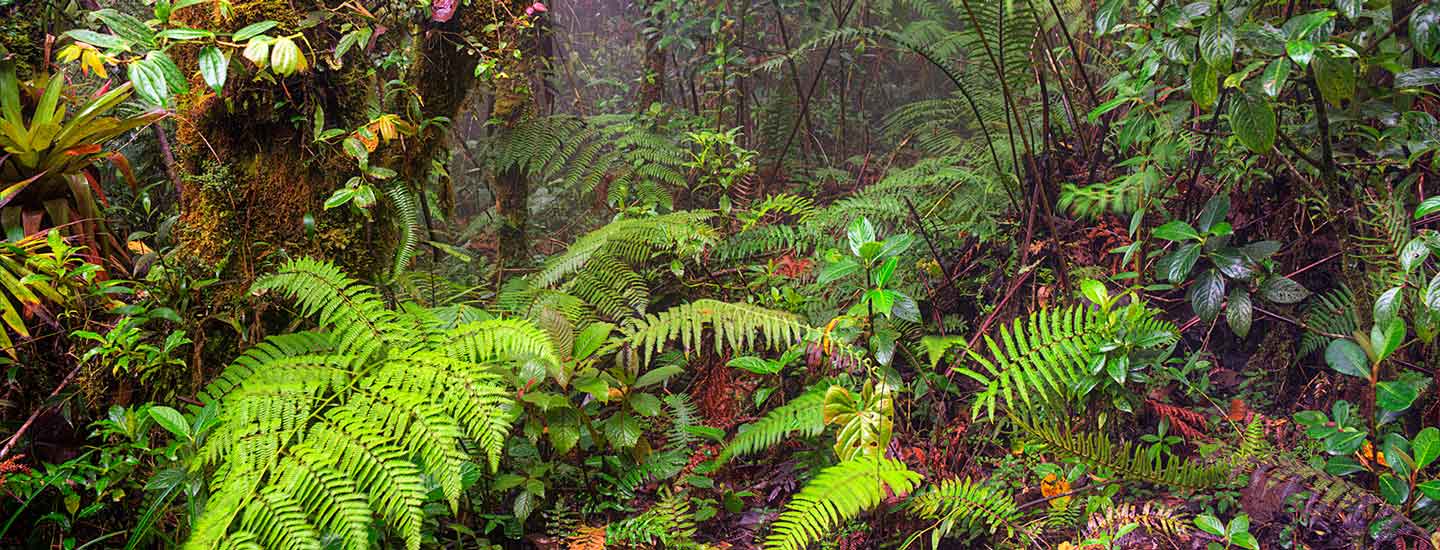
[1041,473,1071,509]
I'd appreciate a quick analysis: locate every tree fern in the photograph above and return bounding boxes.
[762,456,922,550]
[185,258,556,550]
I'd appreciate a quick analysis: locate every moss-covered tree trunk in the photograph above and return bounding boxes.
[171,0,499,284]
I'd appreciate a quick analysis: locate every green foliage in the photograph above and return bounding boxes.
[495,114,687,210]
[717,383,828,464]
[185,258,557,550]
[613,298,811,368]
[903,477,1022,542]
[762,456,921,550]
[1019,418,1229,491]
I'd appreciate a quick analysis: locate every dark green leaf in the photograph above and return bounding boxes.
[1287,39,1316,66]
[127,59,168,106]
[1159,243,1202,283]
[1096,0,1125,35]
[1413,3,1440,63]
[1378,474,1410,505]
[1325,339,1370,379]
[1261,58,1291,98]
[1200,10,1236,68]
[635,364,683,388]
[1230,93,1276,154]
[1190,61,1220,110]
[1377,380,1419,413]
[232,20,279,42]
[1414,427,1440,470]
[1416,196,1440,219]
[1197,195,1230,233]
[1153,220,1201,242]
[1395,68,1440,88]
[148,406,190,439]
[1374,287,1403,325]
[1227,287,1253,337]
[1313,53,1355,106]
[1259,276,1309,303]
[1189,270,1226,322]
[63,30,133,51]
[93,9,156,49]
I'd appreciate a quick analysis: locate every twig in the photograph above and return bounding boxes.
[0,362,84,460]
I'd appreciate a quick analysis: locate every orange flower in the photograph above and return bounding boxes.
[1041,473,1071,509]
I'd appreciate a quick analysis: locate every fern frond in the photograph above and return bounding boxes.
[1021,419,1228,491]
[615,299,810,368]
[903,477,1021,539]
[763,457,922,550]
[718,384,831,464]
[252,257,401,362]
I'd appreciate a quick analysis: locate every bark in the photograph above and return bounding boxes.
[170,0,496,284]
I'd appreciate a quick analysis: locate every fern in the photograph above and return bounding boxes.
[1020,419,1229,491]
[903,477,1022,541]
[1300,285,1358,356]
[496,114,687,209]
[718,383,829,464]
[613,299,812,367]
[762,456,922,550]
[1084,502,1190,539]
[186,258,557,550]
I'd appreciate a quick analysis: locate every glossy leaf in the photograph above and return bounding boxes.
[198,46,227,94]
[1230,94,1276,154]
[1324,339,1370,379]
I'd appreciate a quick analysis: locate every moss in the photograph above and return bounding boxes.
[0,10,43,79]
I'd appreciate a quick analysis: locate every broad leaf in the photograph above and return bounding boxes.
[1230,94,1276,154]
[1413,427,1440,470]
[1377,380,1419,413]
[1153,220,1200,242]
[1189,270,1225,322]
[198,46,227,94]
[1413,2,1440,63]
[148,406,190,439]
[1258,276,1309,303]
[1190,61,1219,110]
[1324,339,1370,379]
[1226,287,1253,338]
[1261,58,1290,98]
[1313,53,1355,106]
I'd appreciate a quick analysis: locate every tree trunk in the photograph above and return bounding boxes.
[171,0,495,284]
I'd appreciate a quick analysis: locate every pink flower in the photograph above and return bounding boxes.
[430,0,455,22]
[528,2,546,13]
